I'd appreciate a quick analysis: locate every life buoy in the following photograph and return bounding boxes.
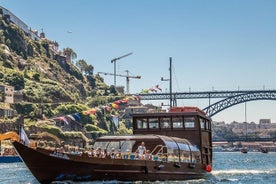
[205,165,212,172]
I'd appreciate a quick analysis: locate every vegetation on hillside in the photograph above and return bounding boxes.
[0,10,132,147]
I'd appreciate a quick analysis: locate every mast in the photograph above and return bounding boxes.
[169,57,172,107]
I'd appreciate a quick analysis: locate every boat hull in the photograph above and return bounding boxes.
[13,141,206,183]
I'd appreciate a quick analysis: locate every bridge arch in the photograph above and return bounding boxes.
[203,91,276,117]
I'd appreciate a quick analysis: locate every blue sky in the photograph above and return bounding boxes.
[1,0,276,123]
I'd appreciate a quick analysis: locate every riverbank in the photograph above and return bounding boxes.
[213,141,276,152]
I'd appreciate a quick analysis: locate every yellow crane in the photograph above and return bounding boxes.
[98,70,141,94]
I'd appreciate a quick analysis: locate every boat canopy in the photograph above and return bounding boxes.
[94,134,201,163]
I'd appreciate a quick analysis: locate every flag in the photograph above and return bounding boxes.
[20,127,30,146]
[111,115,119,127]
[73,113,81,121]
[155,84,162,91]
[149,88,157,92]
[53,116,69,125]
[66,115,75,121]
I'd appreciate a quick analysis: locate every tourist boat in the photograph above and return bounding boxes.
[0,132,22,163]
[12,106,213,183]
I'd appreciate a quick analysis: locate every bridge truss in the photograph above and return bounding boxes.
[138,90,276,117]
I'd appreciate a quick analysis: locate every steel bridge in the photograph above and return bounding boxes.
[138,90,276,117]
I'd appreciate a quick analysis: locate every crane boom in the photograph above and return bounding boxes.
[110,52,133,87]
[98,72,141,79]
[111,52,133,63]
[98,71,141,94]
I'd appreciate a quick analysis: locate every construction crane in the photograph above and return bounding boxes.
[98,70,141,94]
[111,52,133,87]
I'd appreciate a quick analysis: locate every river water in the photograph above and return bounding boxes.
[0,152,275,184]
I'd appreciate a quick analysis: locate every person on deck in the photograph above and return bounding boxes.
[137,142,146,159]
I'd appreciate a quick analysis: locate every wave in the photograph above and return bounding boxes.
[212,169,276,175]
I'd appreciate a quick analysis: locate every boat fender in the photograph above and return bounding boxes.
[205,165,212,172]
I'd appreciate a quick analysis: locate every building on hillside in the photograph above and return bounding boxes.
[0,6,41,41]
[122,106,149,129]
[231,121,257,134]
[212,121,226,127]
[123,106,148,118]
[1,6,59,53]
[0,84,14,103]
[0,84,17,117]
[116,86,125,94]
[13,90,23,102]
[259,119,272,129]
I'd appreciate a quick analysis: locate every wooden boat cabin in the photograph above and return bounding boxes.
[131,107,212,166]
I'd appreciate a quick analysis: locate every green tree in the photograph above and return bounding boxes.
[4,72,25,90]
[76,59,88,73]
[63,47,77,64]
[84,64,94,75]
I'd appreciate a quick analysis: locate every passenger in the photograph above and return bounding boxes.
[95,147,102,157]
[88,147,95,157]
[116,149,122,159]
[102,148,110,158]
[137,142,146,159]
[123,149,130,159]
[134,149,140,159]
[82,151,89,157]
[58,146,64,153]
[144,150,152,160]
[110,148,116,159]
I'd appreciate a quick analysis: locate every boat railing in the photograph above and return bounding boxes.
[151,145,168,162]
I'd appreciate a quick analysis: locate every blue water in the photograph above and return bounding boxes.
[0,152,275,184]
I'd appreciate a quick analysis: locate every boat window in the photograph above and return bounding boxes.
[159,136,179,162]
[200,118,205,130]
[172,117,183,128]
[207,120,211,130]
[190,145,199,152]
[93,141,109,150]
[105,141,120,151]
[94,140,136,153]
[178,142,191,163]
[114,140,135,152]
[205,120,209,130]
[160,117,171,128]
[166,140,178,162]
[190,145,201,163]
[184,117,195,128]
[149,118,159,129]
[137,118,148,129]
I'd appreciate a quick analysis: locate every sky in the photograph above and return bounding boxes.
[1,0,276,124]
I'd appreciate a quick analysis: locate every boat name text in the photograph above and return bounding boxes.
[50,152,70,160]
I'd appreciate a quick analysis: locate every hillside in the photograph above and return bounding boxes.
[0,11,118,103]
[0,8,133,147]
